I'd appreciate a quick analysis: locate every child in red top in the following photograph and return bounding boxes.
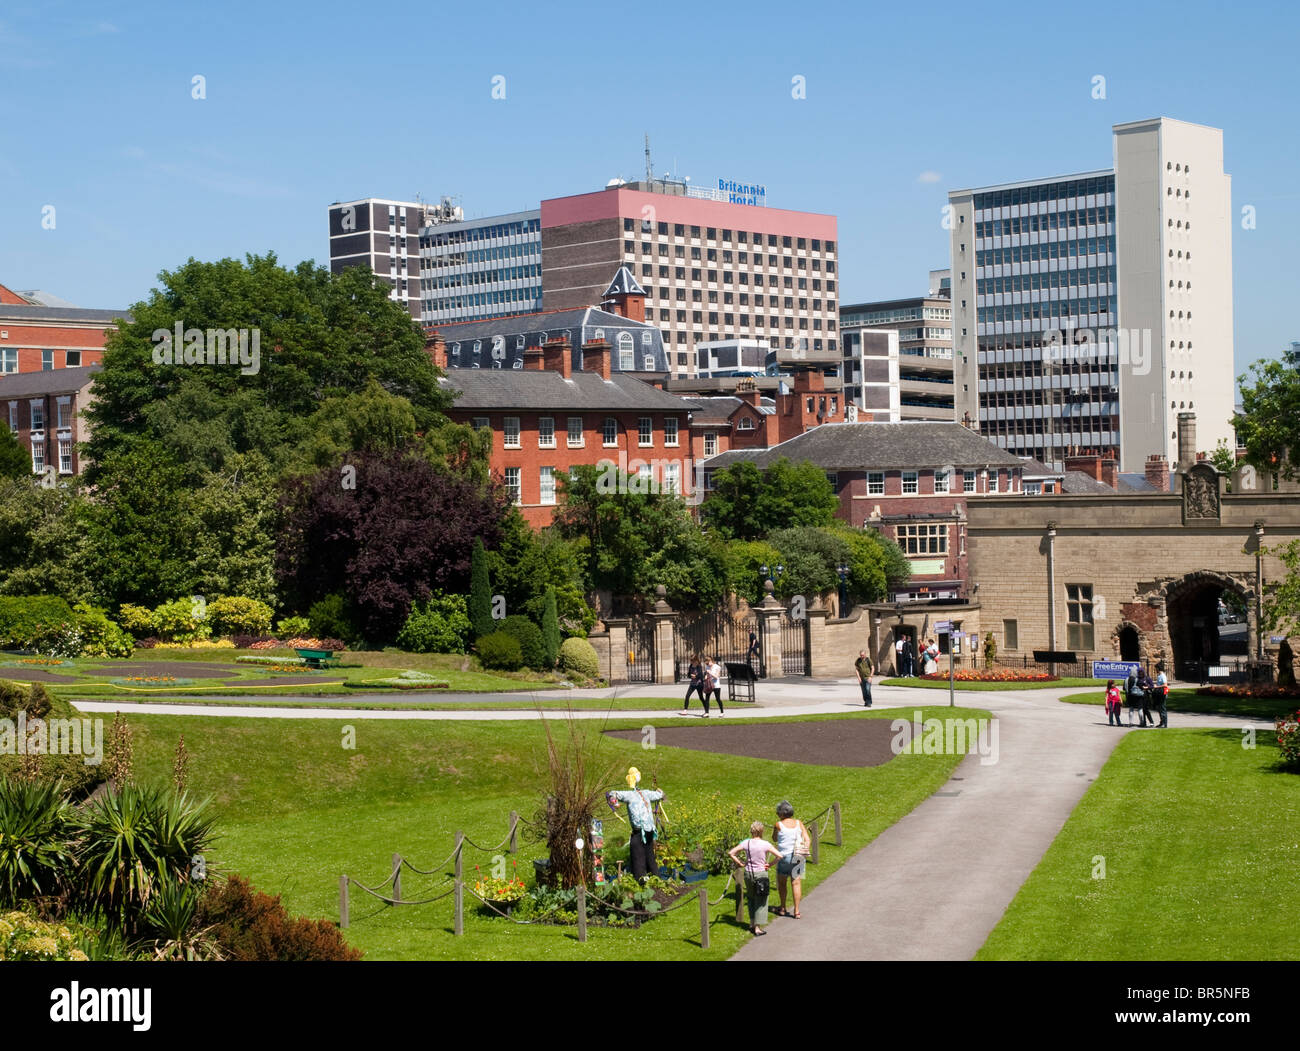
[1105,680,1122,727]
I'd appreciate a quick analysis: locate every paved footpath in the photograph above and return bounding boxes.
[734,688,1267,962]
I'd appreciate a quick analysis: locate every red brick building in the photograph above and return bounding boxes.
[0,283,127,375]
[437,337,695,527]
[702,422,1024,601]
[0,364,99,477]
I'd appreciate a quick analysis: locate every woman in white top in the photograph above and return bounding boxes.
[771,799,810,919]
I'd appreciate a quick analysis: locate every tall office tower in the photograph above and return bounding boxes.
[540,179,838,378]
[840,276,953,421]
[418,206,542,326]
[949,118,1234,472]
[327,198,428,320]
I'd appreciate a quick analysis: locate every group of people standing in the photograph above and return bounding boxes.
[683,654,726,716]
[727,801,812,935]
[1104,663,1169,728]
[892,635,940,677]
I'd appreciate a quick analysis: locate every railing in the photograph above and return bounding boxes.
[338,802,841,949]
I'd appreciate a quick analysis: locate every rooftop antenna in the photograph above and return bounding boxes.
[644,133,653,185]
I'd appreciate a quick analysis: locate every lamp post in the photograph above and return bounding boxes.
[836,562,850,618]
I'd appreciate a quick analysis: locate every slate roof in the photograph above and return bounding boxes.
[679,395,775,423]
[1061,470,1115,494]
[0,364,101,397]
[1018,456,1063,478]
[602,266,645,298]
[432,305,669,373]
[441,369,691,412]
[0,303,131,324]
[701,422,1025,471]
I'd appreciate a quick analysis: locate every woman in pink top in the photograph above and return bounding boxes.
[1105,679,1122,727]
[727,821,782,935]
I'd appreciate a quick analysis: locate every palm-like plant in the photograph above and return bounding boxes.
[78,783,217,934]
[143,879,221,961]
[0,777,78,908]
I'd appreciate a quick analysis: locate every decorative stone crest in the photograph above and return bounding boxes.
[1181,462,1221,523]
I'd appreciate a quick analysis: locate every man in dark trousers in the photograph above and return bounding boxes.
[606,767,664,882]
[901,636,916,677]
[855,649,875,707]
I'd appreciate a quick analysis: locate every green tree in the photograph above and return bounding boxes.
[84,255,456,487]
[721,539,784,605]
[469,537,493,640]
[0,479,97,600]
[485,511,594,635]
[553,465,725,609]
[766,527,852,603]
[1233,344,1300,479]
[702,458,838,540]
[827,521,910,605]
[0,423,27,479]
[541,587,561,668]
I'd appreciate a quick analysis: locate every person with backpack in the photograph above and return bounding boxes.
[1125,669,1147,726]
[1105,679,1123,726]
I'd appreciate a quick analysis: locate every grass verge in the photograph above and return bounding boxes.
[96,706,981,960]
[976,726,1299,959]
[1059,687,1294,722]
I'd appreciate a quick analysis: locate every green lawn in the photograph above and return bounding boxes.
[1,648,571,699]
[72,695,697,713]
[1059,687,1297,722]
[977,727,1300,960]
[102,706,981,960]
[880,676,1101,691]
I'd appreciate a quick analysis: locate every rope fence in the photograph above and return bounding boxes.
[338,802,840,949]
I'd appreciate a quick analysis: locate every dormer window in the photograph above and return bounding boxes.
[737,417,756,431]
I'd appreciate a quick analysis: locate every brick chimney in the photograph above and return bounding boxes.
[1064,452,1118,489]
[735,377,761,409]
[581,339,612,380]
[776,368,828,442]
[542,337,572,378]
[1145,453,1170,492]
[522,346,545,371]
[423,328,447,370]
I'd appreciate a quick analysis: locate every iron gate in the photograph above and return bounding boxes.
[779,611,809,676]
[626,615,655,683]
[674,607,760,680]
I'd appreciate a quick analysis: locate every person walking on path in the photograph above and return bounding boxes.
[683,655,707,714]
[855,650,875,707]
[606,767,664,882]
[1154,663,1169,728]
[728,821,782,935]
[771,801,810,919]
[747,632,761,675]
[706,656,726,716]
[1105,679,1123,726]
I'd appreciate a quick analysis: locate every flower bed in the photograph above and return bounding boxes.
[344,670,449,691]
[1199,684,1300,699]
[236,655,306,666]
[112,675,196,687]
[919,669,1058,683]
[1277,709,1300,768]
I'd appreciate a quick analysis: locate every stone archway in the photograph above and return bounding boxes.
[1113,621,1142,662]
[1161,570,1255,681]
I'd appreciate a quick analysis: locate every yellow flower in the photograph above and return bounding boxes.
[68,949,89,962]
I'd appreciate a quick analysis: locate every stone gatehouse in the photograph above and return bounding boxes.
[965,463,1300,679]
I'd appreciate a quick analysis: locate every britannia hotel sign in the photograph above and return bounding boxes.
[687,178,768,206]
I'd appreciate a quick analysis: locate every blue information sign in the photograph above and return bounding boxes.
[1092,660,1140,680]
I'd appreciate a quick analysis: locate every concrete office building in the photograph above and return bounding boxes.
[327,197,429,319]
[840,279,953,421]
[838,328,900,422]
[948,117,1234,473]
[540,180,838,378]
[418,207,542,326]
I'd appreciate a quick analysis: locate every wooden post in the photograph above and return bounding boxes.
[577,884,588,943]
[698,887,710,949]
[733,864,745,924]
[392,853,402,904]
[810,820,820,864]
[832,802,842,847]
[454,831,463,881]
[508,811,518,854]
[339,874,349,929]
[454,878,464,936]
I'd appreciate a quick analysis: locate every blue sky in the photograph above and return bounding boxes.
[1,0,1295,377]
